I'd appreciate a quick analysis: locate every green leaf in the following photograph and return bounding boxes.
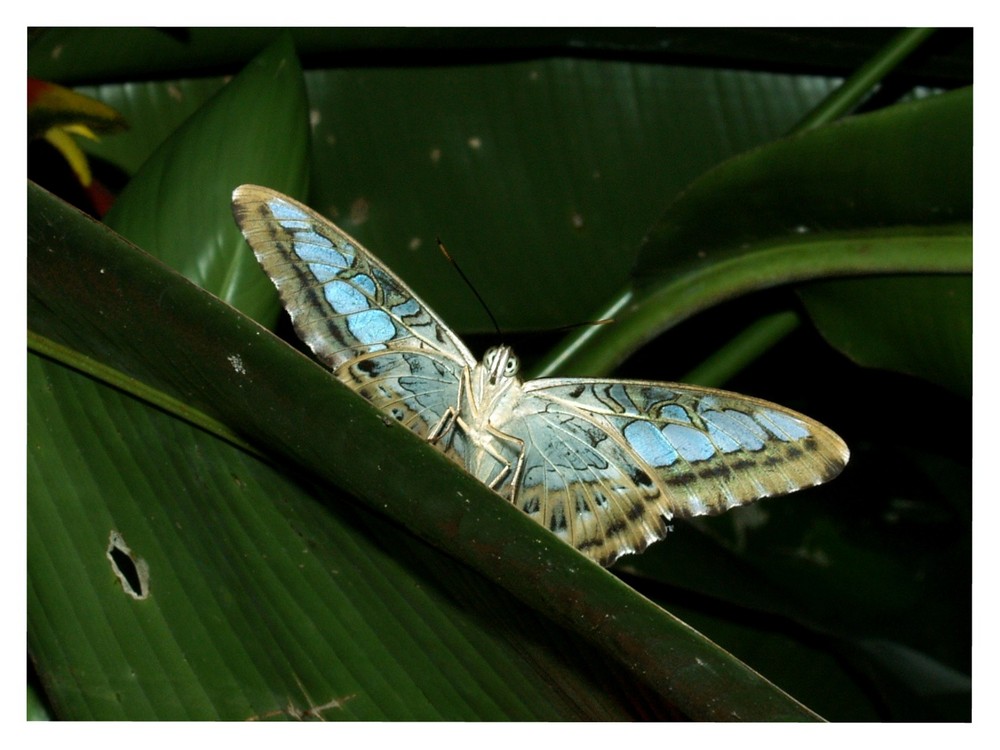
[38,32,853,335]
[30,350,675,720]
[27,683,52,721]
[102,35,310,322]
[799,275,971,397]
[536,87,972,378]
[636,86,971,279]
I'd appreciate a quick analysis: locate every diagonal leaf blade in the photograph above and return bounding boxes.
[30,350,678,720]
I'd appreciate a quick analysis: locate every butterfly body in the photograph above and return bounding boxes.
[233,185,849,566]
[427,344,527,495]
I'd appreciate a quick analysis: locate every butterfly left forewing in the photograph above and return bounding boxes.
[232,185,476,372]
[232,185,480,443]
[507,378,848,565]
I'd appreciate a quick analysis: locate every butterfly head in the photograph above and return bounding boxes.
[483,346,520,386]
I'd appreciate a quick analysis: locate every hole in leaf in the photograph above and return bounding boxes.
[106,530,149,600]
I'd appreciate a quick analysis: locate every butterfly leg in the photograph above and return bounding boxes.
[482,425,525,502]
[426,406,458,443]
[427,365,472,443]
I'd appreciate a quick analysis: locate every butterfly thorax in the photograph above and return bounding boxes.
[452,346,526,495]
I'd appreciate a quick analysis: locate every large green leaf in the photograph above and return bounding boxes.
[637,86,971,279]
[102,35,310,322]
[536,87,971,379]
[29,349,677,720]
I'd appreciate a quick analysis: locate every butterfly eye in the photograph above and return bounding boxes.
[483,348,497,367]
[504,356,519,377]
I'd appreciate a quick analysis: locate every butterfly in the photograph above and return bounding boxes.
[232,185,849,567]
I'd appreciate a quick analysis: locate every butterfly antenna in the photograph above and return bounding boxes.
[437,237,503,337]
[551,317,615,332]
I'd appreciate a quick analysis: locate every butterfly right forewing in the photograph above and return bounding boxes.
[500,378,849,565]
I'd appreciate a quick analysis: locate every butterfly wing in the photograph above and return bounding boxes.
[501,379,849,566]
[232,185,476,439]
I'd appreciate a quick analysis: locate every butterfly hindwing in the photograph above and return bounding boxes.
[497,403,667,563]
[335,350,467,440]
